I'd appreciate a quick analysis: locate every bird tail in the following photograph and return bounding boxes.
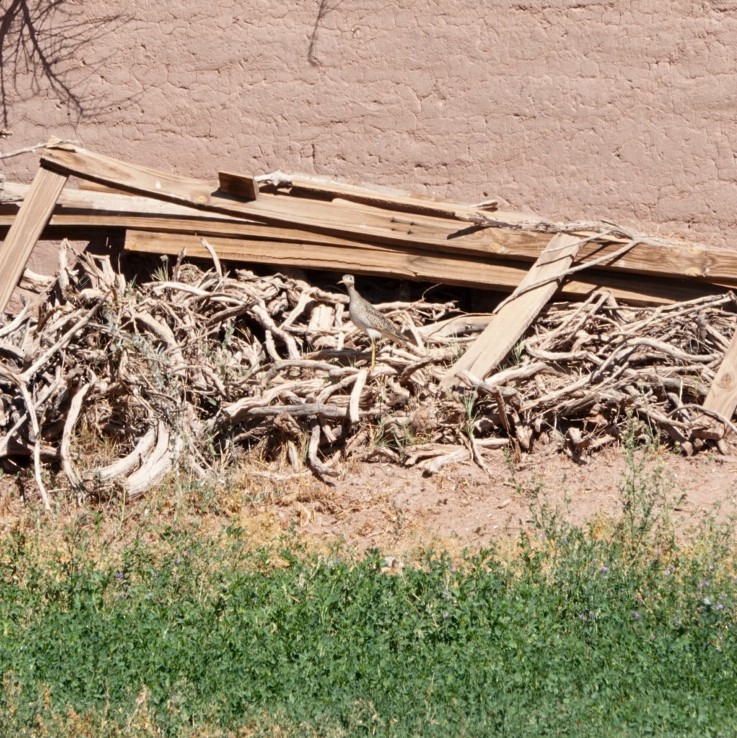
[383,328,413,346]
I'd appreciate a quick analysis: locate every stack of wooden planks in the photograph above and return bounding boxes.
[1,140,737,421]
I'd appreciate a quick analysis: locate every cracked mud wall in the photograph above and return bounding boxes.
[3,1,737,250]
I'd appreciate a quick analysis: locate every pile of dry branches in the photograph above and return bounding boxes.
[0,246,734,508]
[464,290,736,459]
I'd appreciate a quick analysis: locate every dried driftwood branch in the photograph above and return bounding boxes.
[0,252,734,507]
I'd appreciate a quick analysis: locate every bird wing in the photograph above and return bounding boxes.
[348,289,412,346]
[372,313,412,345]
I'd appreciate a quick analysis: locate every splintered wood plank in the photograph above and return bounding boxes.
[41,146,218,205]
[0,166,67,312]
[40,145,522,256]
[441,233,583,386]
[217,171,258,200]
[123,229,716,305]
[704,328,737,421]
[258,170,499,219]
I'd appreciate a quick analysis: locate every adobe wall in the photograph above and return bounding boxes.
[4,1,737,252]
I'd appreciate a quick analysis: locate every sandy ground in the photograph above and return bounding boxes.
[230,446,737,556]
[2,446,737,556]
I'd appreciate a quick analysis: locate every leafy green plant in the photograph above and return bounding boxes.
[459,389,479,440]
[615,416,674,556]
[2,463,737,737]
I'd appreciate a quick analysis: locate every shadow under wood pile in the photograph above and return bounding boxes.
[0,248,735,508]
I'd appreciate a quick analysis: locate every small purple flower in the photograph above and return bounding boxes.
[115,571,124,581]
[599,565,609,574]
[716,603,725,611]
[632,610,641,620]
[579,613,587,621]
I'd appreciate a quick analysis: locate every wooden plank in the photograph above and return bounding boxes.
[441,233,582,385]
[123,229,718,306]
[0,166,67,312]
[1,212,331,242]
[41,146,219,205]
[124,229,537,291]
[17,156,737,286]
[2,181,250,220]
[39,145,529,255]
[258,170,499,219]
[217,171,258,200]
[704,328,737,420]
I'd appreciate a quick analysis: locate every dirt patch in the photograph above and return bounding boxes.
[230,447,737,556]
[273,450,737,553]
[3,446,737,559]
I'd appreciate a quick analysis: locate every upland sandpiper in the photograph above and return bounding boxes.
[338,274,412,368]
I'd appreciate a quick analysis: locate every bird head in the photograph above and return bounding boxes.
[338,274,355,289]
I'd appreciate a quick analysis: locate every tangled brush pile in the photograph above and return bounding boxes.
[0,245,733,507]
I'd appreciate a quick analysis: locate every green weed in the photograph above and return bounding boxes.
[1,453,737,737]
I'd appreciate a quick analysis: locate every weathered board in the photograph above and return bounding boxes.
[0,166,67,312]
[441,233,582,385]
[704,328,737,421]
[123,229,718,306]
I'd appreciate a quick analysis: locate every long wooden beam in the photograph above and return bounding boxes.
[123,230,721,306]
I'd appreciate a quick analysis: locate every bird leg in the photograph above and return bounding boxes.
[370,339,376,370]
